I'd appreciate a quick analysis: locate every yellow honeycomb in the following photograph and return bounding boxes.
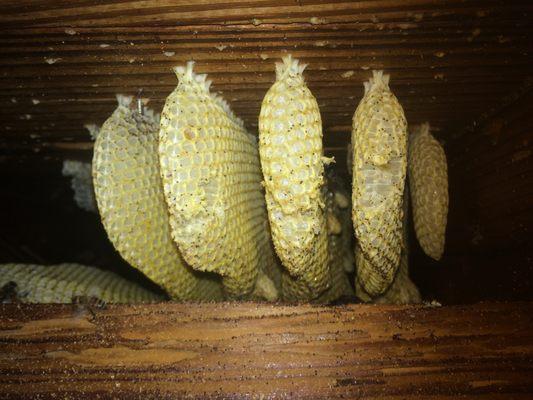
[408,123,448,260]
[259,55,330,297]
[282,185,353,303]
[93,95,223,301]
[0,263,162,303]
[356,188,421,304]
[159,62,281,299]
[351,70,407,296]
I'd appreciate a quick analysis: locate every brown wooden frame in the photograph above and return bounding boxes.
[1,301,532,398]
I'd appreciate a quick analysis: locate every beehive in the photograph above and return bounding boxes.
[158,62,281,299]
[408,123,449,261]
[320,187,355,302]
[0,263,162,303]
[0,1,532,398]
[356,188,421,304]
[351,71,407,297]
[259,55,330,298]
[92,95,223,301]
[61,159,97,213]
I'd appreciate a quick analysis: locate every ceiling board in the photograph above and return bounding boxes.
[0,0,531,163]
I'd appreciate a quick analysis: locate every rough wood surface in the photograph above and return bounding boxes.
[449,90,533,253]
[0,0,532,168]
[0,301,532,398]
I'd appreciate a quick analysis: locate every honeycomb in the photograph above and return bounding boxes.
[92,94,224,301]
[282,185,353,303]
[356,187,421,304]
[61,124,100,213]
[159,62,281,299]
[0,263,162,303]
[351,70,407,296]
[408,123,449,260]
[62,160,97,213]
[259,55,330,297]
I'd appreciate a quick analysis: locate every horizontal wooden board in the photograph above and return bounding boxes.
[0,301,532,398]
[0,0,532,161]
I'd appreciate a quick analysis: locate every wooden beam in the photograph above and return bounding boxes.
[0,1,531,158]
[1,302,532,398]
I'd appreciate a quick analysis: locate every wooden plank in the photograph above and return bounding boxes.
[0,301,532,399]
[1,0,530,27]
[446,90,533,252]
[0,0,531,159]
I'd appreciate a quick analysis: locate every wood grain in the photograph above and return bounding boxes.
[0,0,532,164]
[0,301,532,398]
